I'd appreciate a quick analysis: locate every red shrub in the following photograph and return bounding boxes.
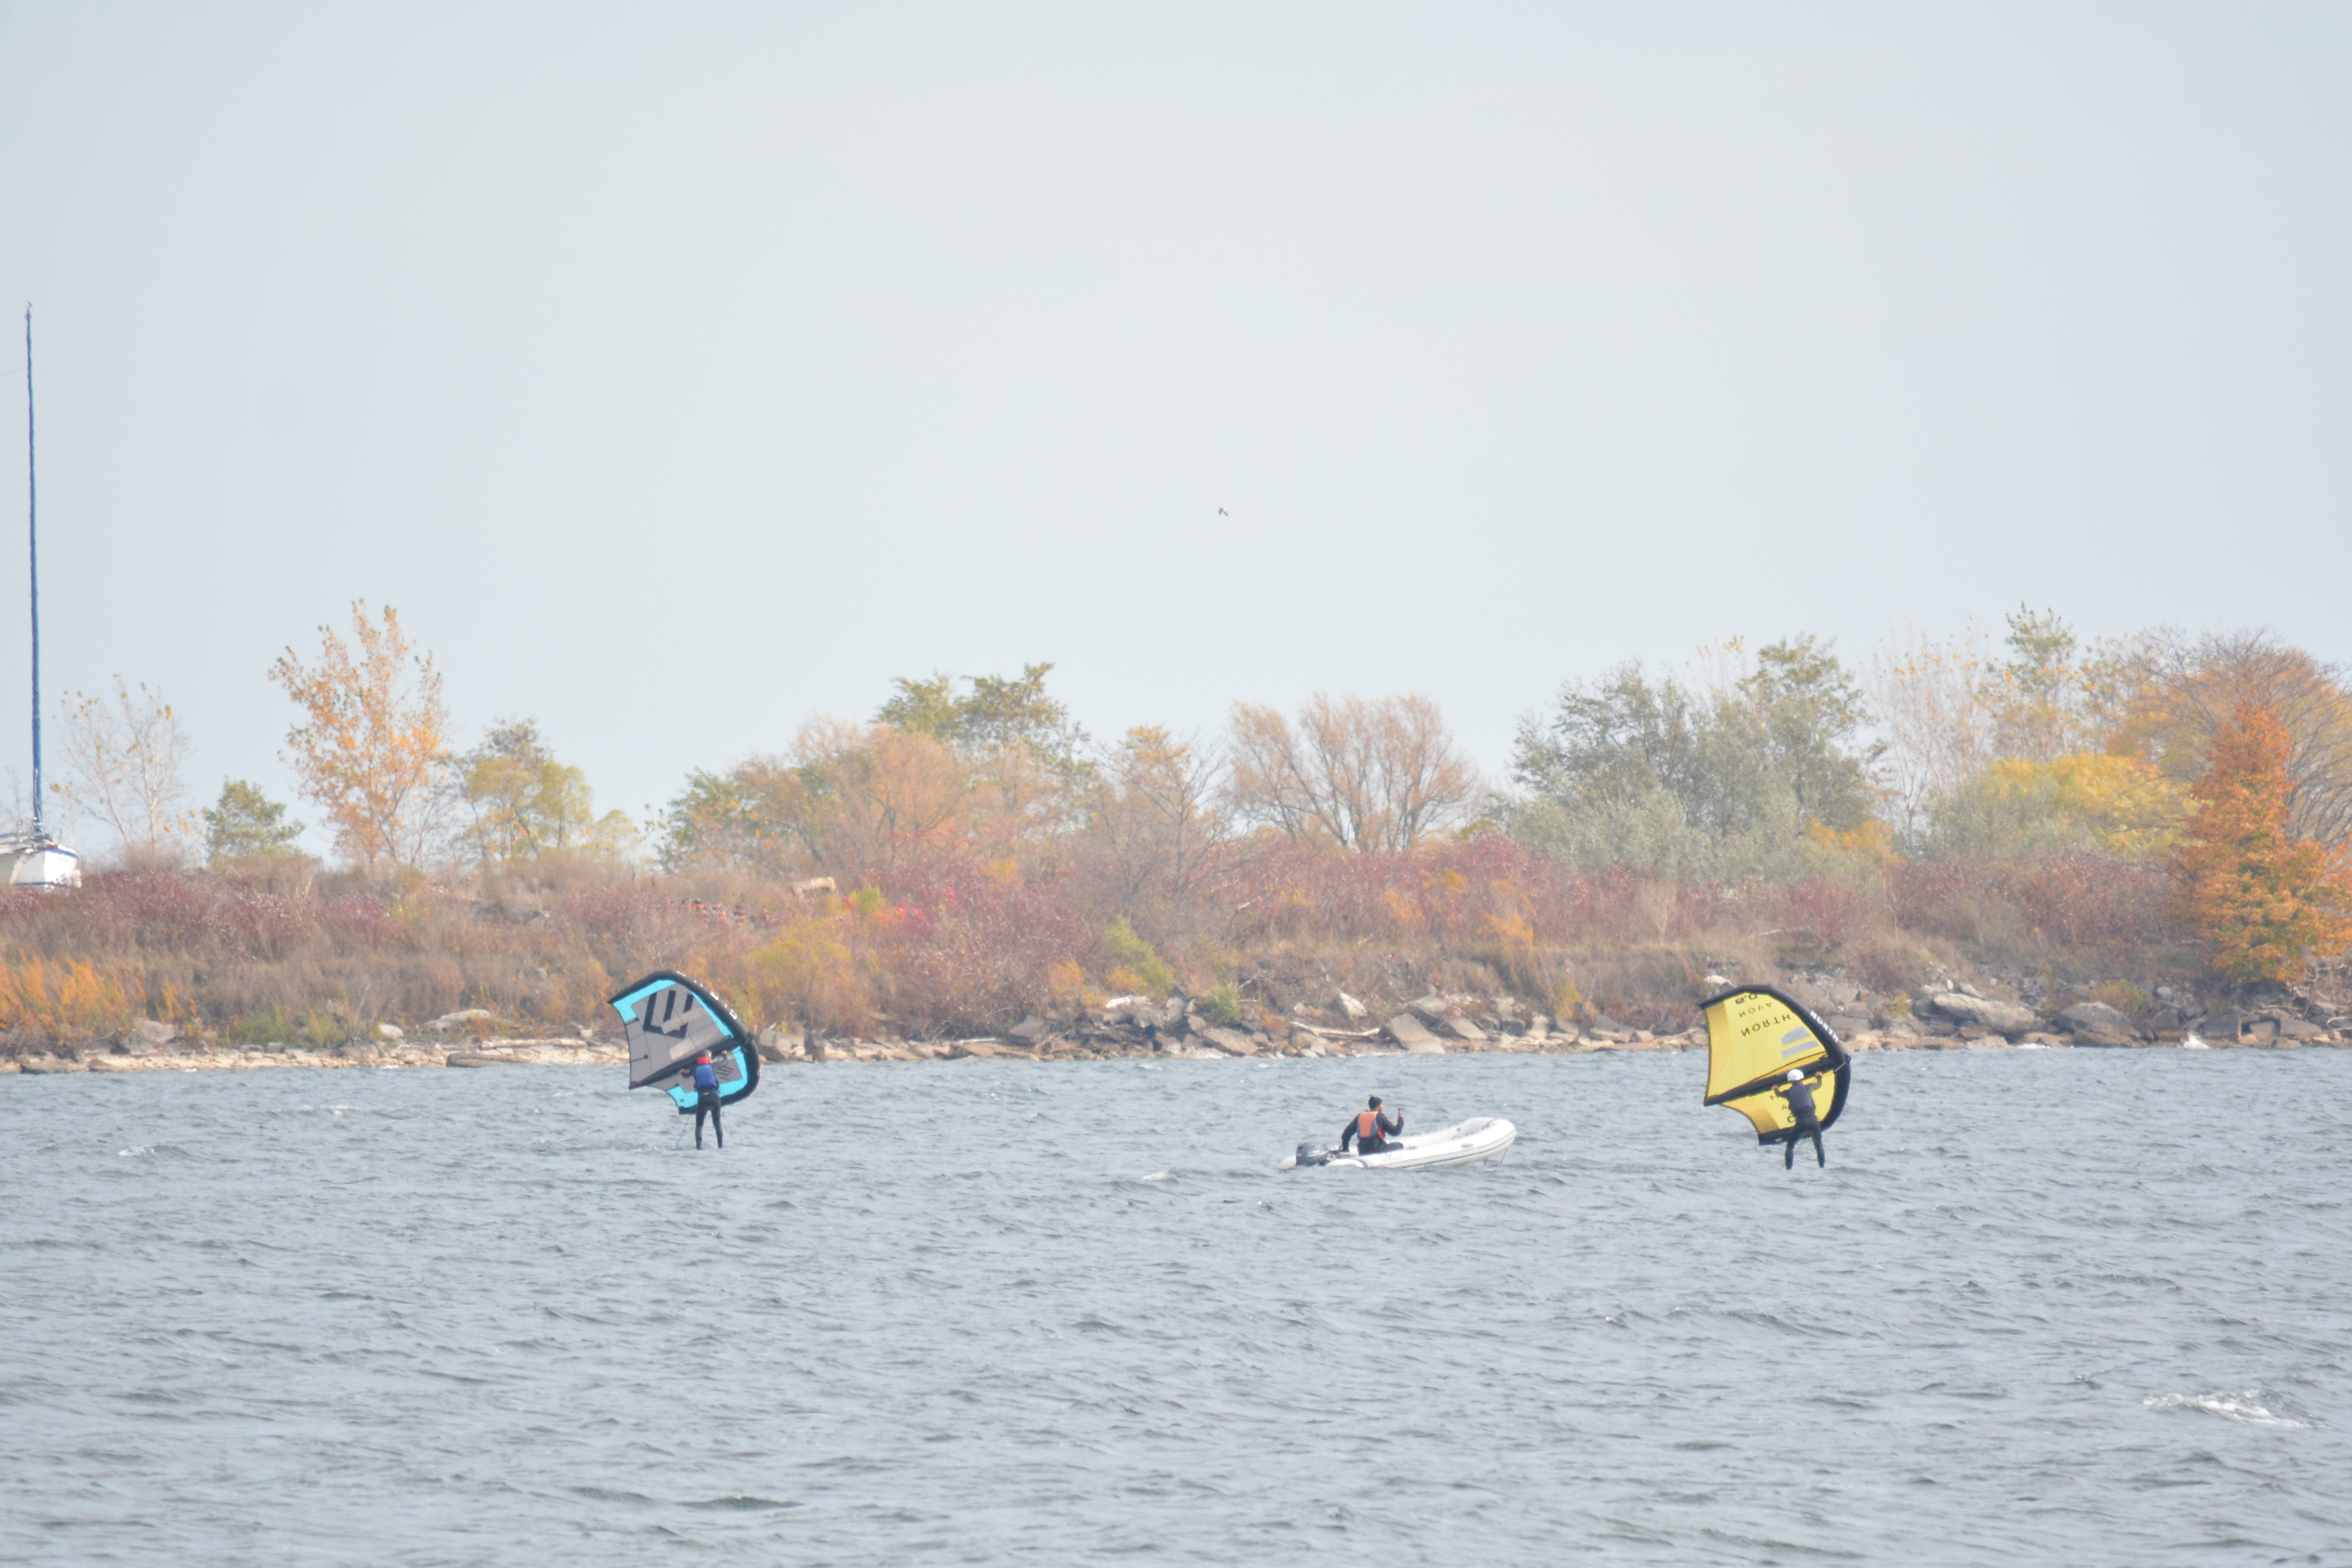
[1888,854,2182,964]
[1767,877,1882,949]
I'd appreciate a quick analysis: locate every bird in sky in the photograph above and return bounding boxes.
[1217,507,1229,515]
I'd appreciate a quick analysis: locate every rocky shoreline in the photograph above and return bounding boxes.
[744,980,2347,1061]
[10,1038,627,1074]
[10,981,2342,1075]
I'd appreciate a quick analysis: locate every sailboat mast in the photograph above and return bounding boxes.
[24,306,41,835]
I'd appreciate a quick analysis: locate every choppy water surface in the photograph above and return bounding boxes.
[5,1049,2350,1566]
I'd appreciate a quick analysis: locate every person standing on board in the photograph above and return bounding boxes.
[691,1051,725,1150]
[1777,1067,1823,1169]
[1340,1095,1402,1155]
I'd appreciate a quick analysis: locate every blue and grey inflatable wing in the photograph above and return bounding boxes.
[608,970,761,1113]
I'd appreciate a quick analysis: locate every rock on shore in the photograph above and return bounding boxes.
[9,1039,625,1073]
[10,973,2346,1074]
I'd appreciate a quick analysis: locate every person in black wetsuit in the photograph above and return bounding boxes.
[1340,1095,1402,1155]
[691,1051,724,1150]
[1777,1067,1822,1169]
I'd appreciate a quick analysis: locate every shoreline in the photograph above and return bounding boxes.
[9,1028,2343,1075]
[8,1039,625,1073]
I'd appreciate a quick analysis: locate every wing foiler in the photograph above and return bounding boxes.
[609,970,761,1114]
[1699,984,1850,1144]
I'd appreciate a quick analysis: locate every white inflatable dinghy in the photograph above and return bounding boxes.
[1280,1116,1517,1171]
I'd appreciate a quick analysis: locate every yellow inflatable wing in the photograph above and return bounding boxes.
[1698,984,1851,1144]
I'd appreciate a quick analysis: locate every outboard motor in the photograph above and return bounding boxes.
[1295,1142,1326,1167]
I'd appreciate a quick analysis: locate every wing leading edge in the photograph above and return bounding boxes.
[1698,984,1850,1144]
[608,970,762,1112]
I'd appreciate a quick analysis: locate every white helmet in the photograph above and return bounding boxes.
[1786,1067,1805,1081]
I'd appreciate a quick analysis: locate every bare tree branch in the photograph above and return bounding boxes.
[53,678,198,863]
[1227,693,1476,851]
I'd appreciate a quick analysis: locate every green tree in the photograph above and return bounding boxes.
[1097,916,1176,998]
[458,720,634,862]
[1991,604,2079,762]
[1510,637,1877,879]
[876,663,1088,768]
[661,762,794,874]
[1736,636,1877,832]
[873,673,962,740]
[958,666,1086,762]
[202,780,305,864]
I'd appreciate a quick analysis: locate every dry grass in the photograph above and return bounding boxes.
[0,839,2200,1048]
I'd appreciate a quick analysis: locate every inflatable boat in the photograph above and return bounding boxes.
[1280,1116,1517,1170]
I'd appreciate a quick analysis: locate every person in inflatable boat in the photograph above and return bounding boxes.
[1341,1095,1402,1154]
[1776,1067,1824,1170]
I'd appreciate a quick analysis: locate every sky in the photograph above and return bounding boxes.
[2,3,2348,856]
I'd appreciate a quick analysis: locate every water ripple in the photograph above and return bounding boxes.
[3,1049,2349,1564]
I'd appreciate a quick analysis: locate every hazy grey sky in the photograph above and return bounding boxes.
[3,3,2348,854]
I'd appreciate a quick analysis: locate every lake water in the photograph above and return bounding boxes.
[4,1048,2350,1566]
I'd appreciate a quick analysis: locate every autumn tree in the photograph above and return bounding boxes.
[668,761,804,883]
[773,720,971,884]
[662,756,802,876]
[1087,726,1228,912]
[1872,609,2178,861]
[1978,606,2143,763]
[877,662,1093,841]
[1228,692,1475,852]
[269,602,450,871]
[2120,630,2352,847]
[2174,700,2352,983]
[51,678,198,864]
[664,723,969,885]
[1931,752,2189,860]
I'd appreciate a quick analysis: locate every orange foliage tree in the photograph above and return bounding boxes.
[268,602,449,871]
[662,723,972,886]
[2173,701,2352,982]
[2122,631,2352,846]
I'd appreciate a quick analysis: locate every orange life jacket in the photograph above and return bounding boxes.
[1357,1110,1381,1140]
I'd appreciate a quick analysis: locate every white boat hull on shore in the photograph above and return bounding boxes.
[1280,1116,1517,1171]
